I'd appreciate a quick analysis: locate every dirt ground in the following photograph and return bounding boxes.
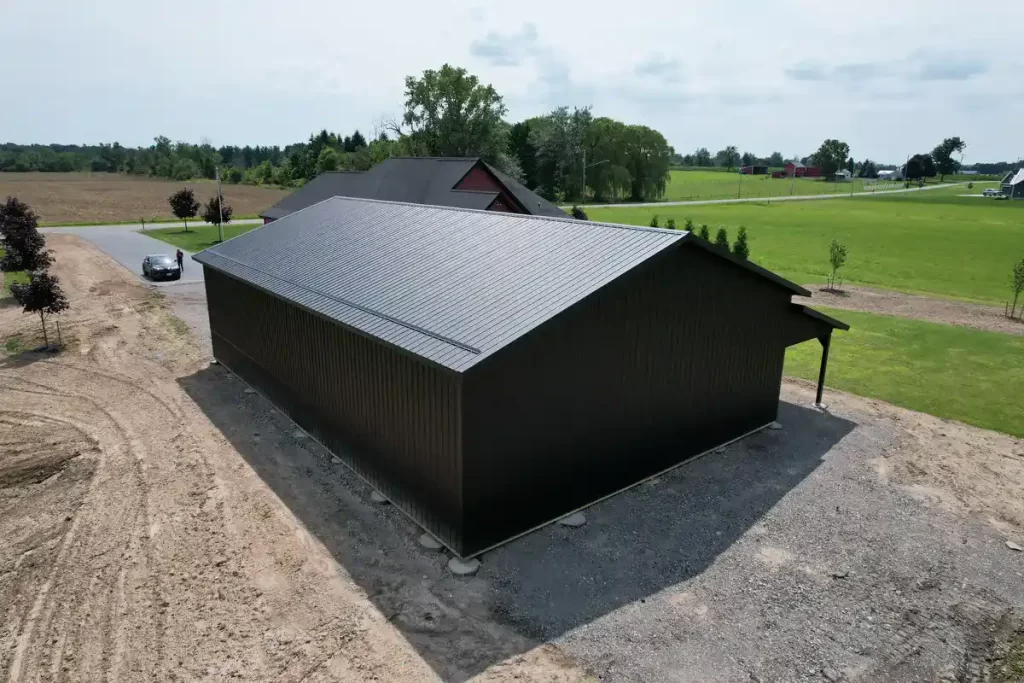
[0,173,289,224]
[1,237,1023,682]
[797,284,1024,335]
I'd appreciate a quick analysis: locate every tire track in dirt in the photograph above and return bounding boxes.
[0,375,163,682]
[2,234,584,682]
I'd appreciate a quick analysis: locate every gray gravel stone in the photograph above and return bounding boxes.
[448,557,481,576]
[557,512,587,527]
[418,533,444,550]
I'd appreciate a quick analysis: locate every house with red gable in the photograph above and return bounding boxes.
[261,157,566,223]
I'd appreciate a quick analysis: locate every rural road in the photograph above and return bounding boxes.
[41,219,262,288]
[576,181,966,209]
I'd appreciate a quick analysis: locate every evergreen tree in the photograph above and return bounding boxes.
[570,205,589,220]
[714,227,729,249]
[732,226,750,260]
[698,224,711,241]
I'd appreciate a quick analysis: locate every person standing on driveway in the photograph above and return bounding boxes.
[176,249,184,273]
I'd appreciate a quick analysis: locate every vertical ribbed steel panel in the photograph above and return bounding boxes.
[460,243,792,555]
[202,267,464,550]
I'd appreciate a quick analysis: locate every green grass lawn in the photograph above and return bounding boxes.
[146,222,263,252]
[658,169,883,202]
[786,308,1024,437]
[589,186,1023,304]
[0,248,29,299]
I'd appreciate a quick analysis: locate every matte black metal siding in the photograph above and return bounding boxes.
[203,267,465,550]
[460,243,794,555]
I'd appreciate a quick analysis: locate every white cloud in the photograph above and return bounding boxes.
[0,0,1021,162]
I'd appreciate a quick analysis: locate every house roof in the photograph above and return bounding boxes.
[1007,169,1024,186]
[787,161,806,168]
[196,197,833,372]
[261,157,566,220]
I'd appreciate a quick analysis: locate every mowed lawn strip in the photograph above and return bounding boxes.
[146,223,262,252]
[785,307,1024,437]
[589,188,1024,304]
[660,169,876,202]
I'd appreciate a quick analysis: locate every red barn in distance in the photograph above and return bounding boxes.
[784,161,822,178]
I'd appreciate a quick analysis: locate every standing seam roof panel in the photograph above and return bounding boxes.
[195,197,685,371]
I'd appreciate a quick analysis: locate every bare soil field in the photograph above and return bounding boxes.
[796,284,1024,336]
[1,237,1022,682]
[0,173,290,224]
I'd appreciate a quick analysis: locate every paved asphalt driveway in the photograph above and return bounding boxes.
[42,220,261,288]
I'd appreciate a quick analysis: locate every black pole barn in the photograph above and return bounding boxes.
[194,198,848,558]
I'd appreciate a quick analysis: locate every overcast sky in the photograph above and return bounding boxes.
[2,1,1021,163]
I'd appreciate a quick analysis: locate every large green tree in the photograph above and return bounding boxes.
[931,137,966,181]
[400,64,508,163]
[905,153,936,180]
[507,121,538,190]
[715,146,740,170]
[530,106,593,201]
[858,159,878,178]
[811,139,850,177]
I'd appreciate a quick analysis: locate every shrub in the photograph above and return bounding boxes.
[666,218,676,230]
[202,196,233,226]
[967,181,974,190]
[0,197,52,273]
[827,239,848,291]
[698,224,710,241]
[168,187,200,232]
[649,215,659,228]
[10,271,69,348]
[714,227,729,249]
[570,205,589,221]
[684,218,694,232]
[732,226,750,260]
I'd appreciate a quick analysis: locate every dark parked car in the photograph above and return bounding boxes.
[142,254,181,280]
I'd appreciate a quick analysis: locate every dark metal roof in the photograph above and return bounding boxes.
[198,197,682,371]
[485,163,569,218]
[794,304,850,331]
[260,157,566,220]
[197,196,843,371]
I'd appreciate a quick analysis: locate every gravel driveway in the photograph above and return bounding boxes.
[180,371,1024,682]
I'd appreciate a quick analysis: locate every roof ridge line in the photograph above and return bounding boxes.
[317,195,686,237]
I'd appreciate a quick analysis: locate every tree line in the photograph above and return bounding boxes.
[1,64,675,203]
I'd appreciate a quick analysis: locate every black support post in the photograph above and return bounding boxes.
[815,332,832,406]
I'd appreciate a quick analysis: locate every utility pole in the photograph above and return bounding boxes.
[216,167,225,243]
[581,148,586,204]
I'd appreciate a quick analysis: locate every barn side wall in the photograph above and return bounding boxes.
[460,243,795,555]
[202,267,466,551]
